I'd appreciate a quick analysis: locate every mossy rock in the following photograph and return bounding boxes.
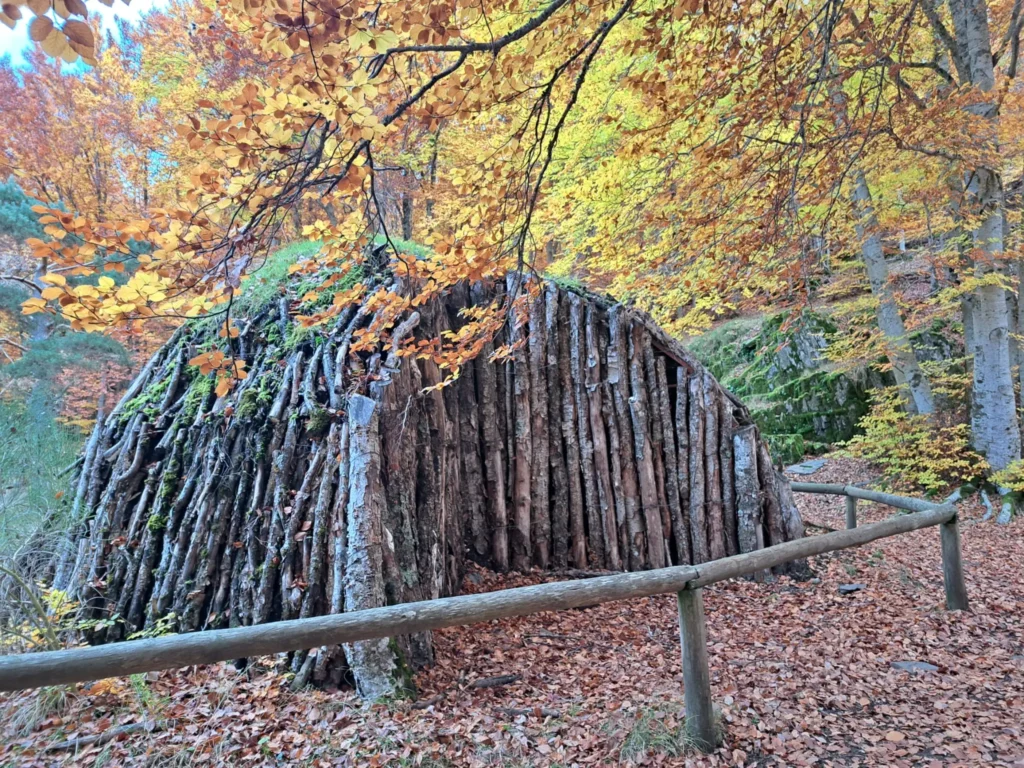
[689,310,890,462]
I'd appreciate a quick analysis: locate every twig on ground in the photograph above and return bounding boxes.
[469,674,521,689]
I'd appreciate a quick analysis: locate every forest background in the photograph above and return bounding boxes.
[3,0,1024,540]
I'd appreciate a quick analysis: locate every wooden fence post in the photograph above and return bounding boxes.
[676,587,717,752]
[845,496,857,529]
[940,515,969,611]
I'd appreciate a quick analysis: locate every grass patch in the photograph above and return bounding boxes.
[0,685,74,737]
[619,705,722,762]
[234,236,432,317]
[232,240,322,315]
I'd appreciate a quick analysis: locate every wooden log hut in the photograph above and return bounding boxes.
[37,275,803,696]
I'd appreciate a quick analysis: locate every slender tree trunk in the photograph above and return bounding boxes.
[852,170,935,416]
[401,195,414,241]
[629,323,665,568]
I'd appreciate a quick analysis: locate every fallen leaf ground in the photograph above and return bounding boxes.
[2,459,1022,767]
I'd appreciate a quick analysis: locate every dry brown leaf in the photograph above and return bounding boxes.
[28,13,52,41]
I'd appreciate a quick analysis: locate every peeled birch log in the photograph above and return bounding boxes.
[34,274,802,697]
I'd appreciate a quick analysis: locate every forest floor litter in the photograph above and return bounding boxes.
[2,459,1022,767]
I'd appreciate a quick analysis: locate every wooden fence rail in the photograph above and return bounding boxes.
[0,482,968,753]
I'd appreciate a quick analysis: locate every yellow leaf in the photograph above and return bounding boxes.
[41,286,64,300]
[41,272,67,286]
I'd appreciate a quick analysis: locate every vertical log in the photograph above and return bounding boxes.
[676,588,717,753]
[528,286,551,568]
[732,426,766,560]
[510,297,533,572]
[373,312,428,631]
[628,323,666,569]
[458,358,489,564]
[718,398,739,557]
[417,307,451,606]
[211,459,251,626]
[301,424,340,619]
[940,516,969,611]
[278,447,327,622]
[475,334,510,572]
[845,496,858,530]
[585,306,621,570]
[570,294,604,567]
[343,394,400,700]
[757,441,787,553]
[502,358,515,511]
[558,297,588,568]
[315,421,350,682]
[442,371,465,601]
[703,375,726,562]
[601,330,630,563]
[545,285,570,568]
[608,306,645,569]
[675,367,692,564]
[642,337,672,563]
[252,414,301,624]
[656,358,688,566]
[688,374,710,564]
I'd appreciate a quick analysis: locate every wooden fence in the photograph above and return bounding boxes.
[0,482,967,752]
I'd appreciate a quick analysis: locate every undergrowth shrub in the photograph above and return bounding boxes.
[990,460,1024,494]
[0,392,82,556]
[842,387,985,495]
[2,331,128,382]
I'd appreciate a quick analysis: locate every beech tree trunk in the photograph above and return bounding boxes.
[949,0,1022,471]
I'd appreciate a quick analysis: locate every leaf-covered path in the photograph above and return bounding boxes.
[3,460,1022,767]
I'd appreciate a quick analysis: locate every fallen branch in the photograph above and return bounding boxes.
[45,720,167,751]
[0,337,27,352]
[495,705,561,718]
[410,694,444,709]
[469,673,521,689]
